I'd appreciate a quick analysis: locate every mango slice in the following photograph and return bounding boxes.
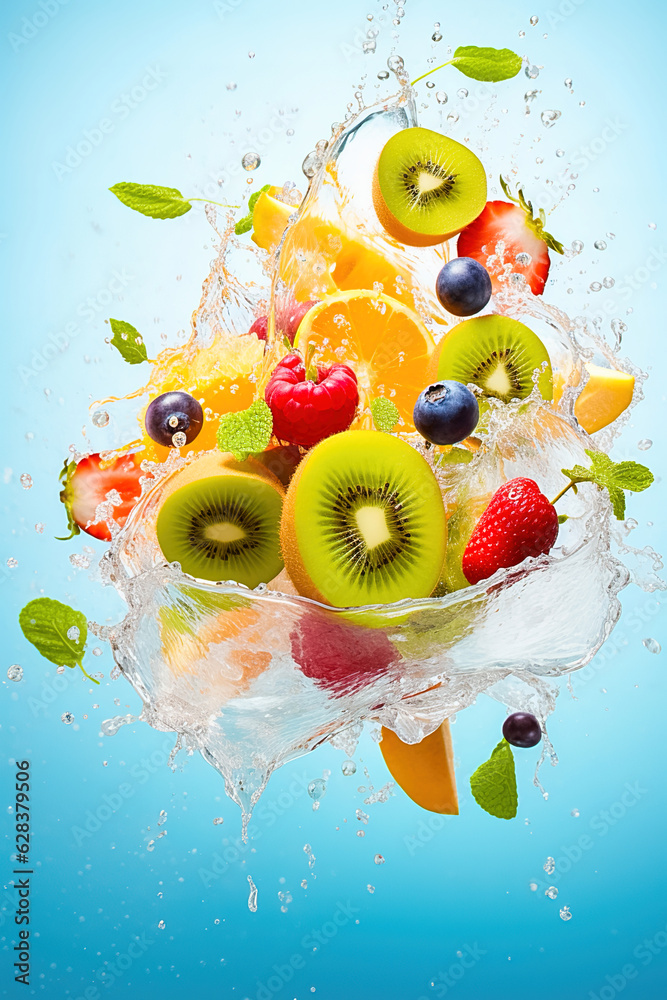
[251,189,296,253]
[380,720,459,814]
[555,362,635,434]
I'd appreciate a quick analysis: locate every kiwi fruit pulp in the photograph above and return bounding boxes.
[373,127,487,247]
[429,314,553,403]
[156,453,284,586]
[281,430,447,607]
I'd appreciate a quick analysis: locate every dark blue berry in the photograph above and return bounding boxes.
[436,257,492,316]
[502,712,542,749]
[413,381,479,446]
[145,391,203,448]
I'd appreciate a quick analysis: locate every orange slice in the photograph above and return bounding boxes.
[293,289,435,431]
[380,720,458,814]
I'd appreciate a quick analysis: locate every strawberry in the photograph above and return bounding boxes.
[58,452,147,541]
[264,353,359,448]
[462,477,559,585]
[457,177,564,296]
[291,613,399,695]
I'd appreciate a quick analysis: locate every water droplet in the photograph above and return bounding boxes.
[515,252,532,266]
[594,239,607,251]
[7,664,23,682]
[92,409,109,428]
[157,810,167,826]
[56,666,65,674]
[589,282,602,292]
[341,759,357,776]
[426,80,435,89]
[571,239,584,254]
[374,853,385,865]
[67,626,80,642]
[529,882,538,891]
[387,55,405,74]
[559,906,573,921]
[6,558,17,569]
[242,151,260,171]
[171,431,187,448]
[556,148,565,157]
[541,109,562,128]
[20,473,33,489]
[436,91,448,105]
[367,884,375,893]
[92,647,102,657]
[300,879,308,889]
[525,64,540,80]
[637,439,652,451]
[357,829,365,837]
[432,31,442,42]
[457,88,468,98]
[545,886,559,899]
[35,522,44,533]
[518,30,525,38]
[61,712,74,725]
[247,875,258,912]
[530,14,539,24]
[447,112,459,123]
[543,856,555,875]
[648,222,657,230]
[356,809,369,825]
[213,816,224,826]
[642,638,661,654]
[377,70,390,80]
[302,151,321,179]
[308,778,327,801]
[602,276,615,288]
[564,77,573,89]
[247,50,255,59]
[571,808,580,818]
[157,918,165,928]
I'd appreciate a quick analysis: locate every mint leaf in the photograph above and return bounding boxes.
[370,397,400,433]
[18,598,95,682]
[217,399,273,461]
[109,318,148,365]
[561,449,653,520]
[235,184,271,237]
[470,738,518,819]
[451,45,522,82]
[109,182,192,220]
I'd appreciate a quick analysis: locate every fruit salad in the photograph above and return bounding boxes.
[20,52,655,828]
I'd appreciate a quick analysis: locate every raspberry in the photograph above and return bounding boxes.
[264,353,359,448]
[462,477,559,585]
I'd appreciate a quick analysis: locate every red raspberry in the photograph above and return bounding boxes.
[462,477,559,585]
[265,353,359,448]
[248,315,268,341]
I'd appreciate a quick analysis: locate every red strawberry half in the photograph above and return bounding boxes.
[462,477,559,585]
[457,178,564,296]
[58,452,147,541]
[265,353,359,448]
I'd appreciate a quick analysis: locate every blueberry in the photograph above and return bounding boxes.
[413,381,479,446]
[145,391,204,448]
[436,257,492,316]
[502,712,542,749]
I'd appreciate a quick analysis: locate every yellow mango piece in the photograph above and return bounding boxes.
[251,189,296,253]
[380,720,459,814]
[554,362,634,434]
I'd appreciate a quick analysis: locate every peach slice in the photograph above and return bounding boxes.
[380,720,458,814]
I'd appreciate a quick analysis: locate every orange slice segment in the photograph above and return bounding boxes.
[293,289,435,431]
[380,720,458,814]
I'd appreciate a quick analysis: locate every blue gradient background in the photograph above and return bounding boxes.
[1,1,666,998]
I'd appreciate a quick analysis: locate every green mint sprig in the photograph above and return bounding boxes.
[499,175,564,255]
[109,318,148,365]
[555,450,653,520]
[412,45,522,87]
[370,397,400,433]
[217,399,273,461]
[470,738,518,819]
[109,182,239,220]
[18,597,98,684]
[235,184,271,236]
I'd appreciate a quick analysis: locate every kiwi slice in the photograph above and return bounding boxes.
[156,453,284,586]
[281,430,447,607]
[373,127,487,247]
[430,315,553,402]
